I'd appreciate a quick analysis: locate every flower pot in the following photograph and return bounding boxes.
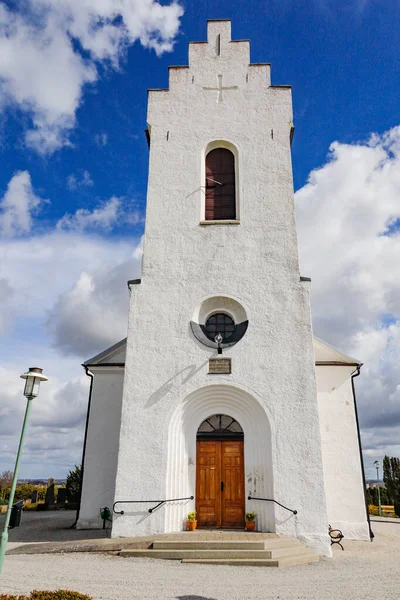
[187,520,197,531]
[245,520,255,531]
[0,505,8,513]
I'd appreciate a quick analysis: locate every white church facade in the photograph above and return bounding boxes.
[77,20,370,557]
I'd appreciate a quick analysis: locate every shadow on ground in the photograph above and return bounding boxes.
[176,597,217,600]
[0,510,107,543]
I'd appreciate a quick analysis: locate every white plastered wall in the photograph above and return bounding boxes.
[316,366,370,540]
[112,20,331,556]
[77,367,124,529]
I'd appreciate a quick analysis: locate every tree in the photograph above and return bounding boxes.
[383,455,400,504]
[367,486,379,505]
[0,470,13,500]
[14,484,36,501]
[66,465,82,503]
[380,486,389,506]
[36,485,46,502]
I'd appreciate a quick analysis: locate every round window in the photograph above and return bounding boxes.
[204,313,235,342]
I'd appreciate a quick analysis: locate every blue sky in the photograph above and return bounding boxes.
[0,0,400,479]
[3,0,400,220]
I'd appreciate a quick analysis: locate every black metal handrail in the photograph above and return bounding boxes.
[248,495,297,515]
[113,496,194,515]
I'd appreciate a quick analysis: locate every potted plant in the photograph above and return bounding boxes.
[186,511,197,531]
[245,512,255,531]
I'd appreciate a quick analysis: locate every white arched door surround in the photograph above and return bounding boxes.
[165,383,274,532]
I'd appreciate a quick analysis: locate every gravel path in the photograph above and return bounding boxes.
[1,522,400,599]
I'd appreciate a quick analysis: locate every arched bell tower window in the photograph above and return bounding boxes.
[205,148,236,220]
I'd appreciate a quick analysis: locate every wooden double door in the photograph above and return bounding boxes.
[196,439,245,529]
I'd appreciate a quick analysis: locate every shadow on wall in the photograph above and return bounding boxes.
[145,361,209,408]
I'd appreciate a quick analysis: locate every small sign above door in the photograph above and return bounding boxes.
[208,358,231,375]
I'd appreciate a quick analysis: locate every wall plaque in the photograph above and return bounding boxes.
[208,358,231,374]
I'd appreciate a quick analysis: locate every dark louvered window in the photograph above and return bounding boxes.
[205,148,236,220]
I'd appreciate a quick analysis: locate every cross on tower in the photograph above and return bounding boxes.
[202,74,238,103]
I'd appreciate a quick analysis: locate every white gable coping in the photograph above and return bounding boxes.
[83,338,127,366]
[313,336,362,366]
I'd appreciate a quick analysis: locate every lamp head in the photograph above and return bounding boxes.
[20,367,48,399]
[214,333,223,345]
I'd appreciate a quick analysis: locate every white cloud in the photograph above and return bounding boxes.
[295,125,400,476]
[67,170,94,191]
[47,259,134,356]
[0,165,145,475]
[57,196,142,232]
[0,1,183,153]
[0,171,44,237]
[0,365,90,477]
[0,278,14,335]
[0,229,139,336]
[0,213,142,476]
[57,197,120,231]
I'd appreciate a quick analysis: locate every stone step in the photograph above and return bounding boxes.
[120,549,274,559]
[152,538,304,551]
[182,552,319,567]
[152,540,267,550]
[119,535,320,567]
[181,558,280,566]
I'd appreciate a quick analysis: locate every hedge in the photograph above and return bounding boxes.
[0,591,92,600]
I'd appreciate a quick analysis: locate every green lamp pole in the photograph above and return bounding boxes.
[374,460,382,517]
[0,367,48,574]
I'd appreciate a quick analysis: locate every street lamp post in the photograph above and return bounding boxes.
[374,460,382,517]
[0,368,48,574]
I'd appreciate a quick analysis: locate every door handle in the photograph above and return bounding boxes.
[221,481,224,492]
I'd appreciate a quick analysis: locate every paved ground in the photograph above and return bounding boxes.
[1,513,399,599]
[0,510,108,547]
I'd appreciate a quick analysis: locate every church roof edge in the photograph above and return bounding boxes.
[83,336,362,369]
[313,335,362,366]
[83,338,127,366]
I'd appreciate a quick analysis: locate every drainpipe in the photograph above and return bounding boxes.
[351,365,374,541]
[71,365,94,528]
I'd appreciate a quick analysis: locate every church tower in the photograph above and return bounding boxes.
[112,20,331,555]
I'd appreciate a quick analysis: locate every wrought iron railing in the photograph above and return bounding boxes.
[247,495,297,515]
[113,496,194,515]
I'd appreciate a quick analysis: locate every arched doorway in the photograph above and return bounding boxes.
[165,384,274,534]
[196,414,245,529]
